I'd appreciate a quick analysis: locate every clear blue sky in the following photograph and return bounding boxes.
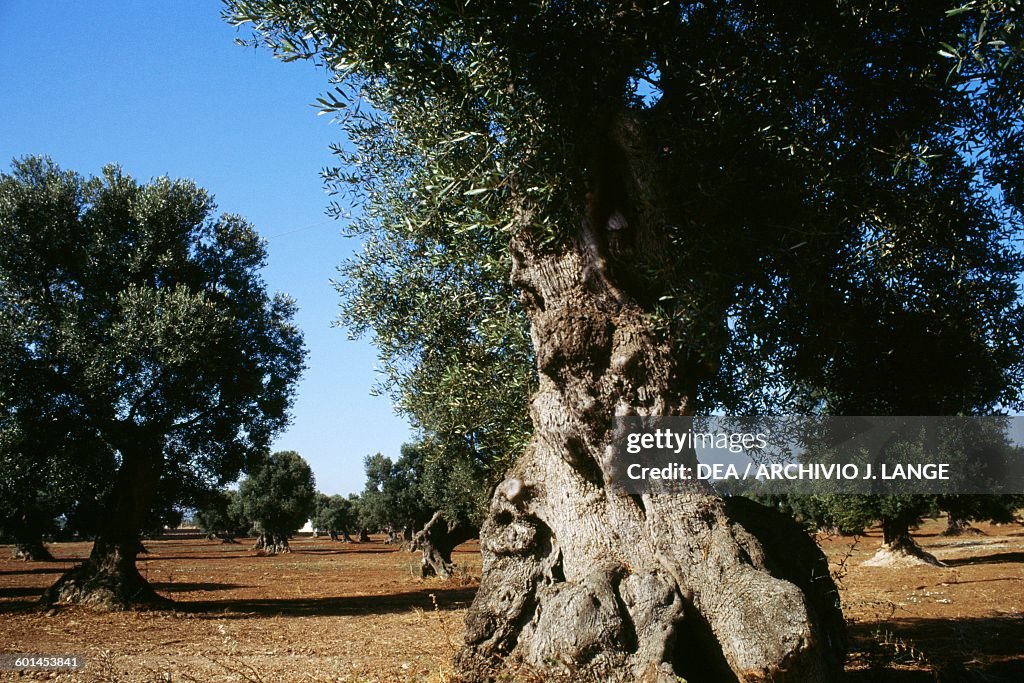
[0,0,412,495]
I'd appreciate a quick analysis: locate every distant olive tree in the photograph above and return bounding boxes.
[238,450,317,554]
[312,492,359,541]
[0,157,306,608]
[195,489,248,543]
[358,446,430,541]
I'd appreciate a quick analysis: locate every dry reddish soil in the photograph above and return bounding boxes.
[0,518,1021,682]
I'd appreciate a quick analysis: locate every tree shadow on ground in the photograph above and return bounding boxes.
[845,614,1024,682]
[137,555,252,562]
[0,580,253,611]
[0,580,477,617]
[179,586,478,619]
[293,545,403,555]
[291,547,394,555]
[0,586,45,599]
[150,582,250,593]
[943,551,1024,567]
[944,576,1024,587]
[0,567,66,576]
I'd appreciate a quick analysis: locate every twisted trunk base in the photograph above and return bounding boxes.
[942,516,984,537]
[455,452,846,682]
[862,538,945,567]
[254,533,291,554]
[40,540,169,610]
[40,437,164,610]
[414,512,477,579]
[14,540,55,562]
[863,517,944,568]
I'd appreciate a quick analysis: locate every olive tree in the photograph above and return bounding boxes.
[238,450,317,554]
[312,492,358,541]
[0,157,306,608]
[226,2,1024,680]
[358,447,430,542]
[195,489,248,543]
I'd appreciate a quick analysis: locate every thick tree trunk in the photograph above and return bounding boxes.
[40,538,168,609]
[415,511,477,579]
[395,523,417,551]
[11,509,56,561]
[13,539,55,562]
[41,434,168,610]
[454,158,845,680]
[358,528,370,543]
[863,516,944,567]
[942,513,984,537]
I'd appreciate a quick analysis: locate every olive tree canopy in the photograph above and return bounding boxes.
[239,450,317,554]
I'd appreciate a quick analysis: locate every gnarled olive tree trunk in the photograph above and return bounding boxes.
[42,434,168,609]
[9,507,56,561]
[253,531,292,554]
[455,126,845,681]
[10,508,56,561]
[942,511,983,537]
[13,539,55,562]
[414,511,477,579]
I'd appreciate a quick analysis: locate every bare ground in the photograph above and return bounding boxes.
[0,517,1021,682]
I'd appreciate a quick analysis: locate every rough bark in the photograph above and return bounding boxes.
[415,511,478,579]
[454,121,845,682]
[863,517,944,568]
[13,539,55,562]
[41,432,168,610]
